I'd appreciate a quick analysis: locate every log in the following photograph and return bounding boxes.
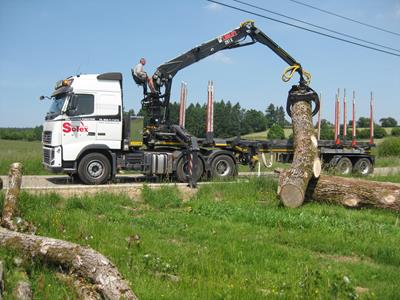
[13,272,32,300]
[307,175,400,211]
[0,261,4,300]
[279,94,321,208]
[0,227,138,300]
[1,163,23,230]
[56,273,102,300]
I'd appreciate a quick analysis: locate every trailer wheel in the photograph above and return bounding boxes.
[211,155,236,179]
[78,153,111,185]
[176,156,204,183]
[353,158,373,176]
[334,157,352,175]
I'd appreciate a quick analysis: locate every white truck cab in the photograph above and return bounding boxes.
[42,73,125,183]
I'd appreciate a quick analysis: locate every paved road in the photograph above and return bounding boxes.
[0,168,397,196]
[0,172,275,197]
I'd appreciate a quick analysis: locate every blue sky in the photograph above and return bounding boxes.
[0,0,399,127]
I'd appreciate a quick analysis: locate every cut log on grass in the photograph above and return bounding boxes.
[1,163,23,231]
[279,86,321,208]
[307,175,400,211]
[0,227,138,300]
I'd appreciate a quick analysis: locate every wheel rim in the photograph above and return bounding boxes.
[87,160,104,178]
[358,160,370,175]
[215,160,231,176]
[337,160,351,175]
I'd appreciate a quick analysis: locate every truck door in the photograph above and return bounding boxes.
[95,93,122,149]
[61,93,97,161]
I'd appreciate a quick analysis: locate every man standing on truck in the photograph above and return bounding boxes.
[133,58,155,93]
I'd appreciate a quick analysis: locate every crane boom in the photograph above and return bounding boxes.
[139,20,317,126]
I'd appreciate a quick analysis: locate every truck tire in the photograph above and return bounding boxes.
[78,153,111,185]
[176,156,204,183]
[334,157,352,175]
[210,155,236,179]
[353,158,373,176]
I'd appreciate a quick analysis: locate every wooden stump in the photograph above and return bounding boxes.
[1,163,23,231]
[307,175,400,211]
[279,98,321,208]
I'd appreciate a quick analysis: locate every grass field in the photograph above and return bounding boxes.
[0,139,48,175]
[1,178,400,299]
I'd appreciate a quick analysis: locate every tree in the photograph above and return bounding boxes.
[356,117,370,128]
[267,123,285,139]
[265,103,276,128]
[392,127,400,137]
[319,119,334,140]
[380,117,398,128]
[242,109,266,134]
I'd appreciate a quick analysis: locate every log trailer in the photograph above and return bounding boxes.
[41,21,374,185]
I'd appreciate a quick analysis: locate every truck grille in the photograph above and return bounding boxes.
[43,148,53,165]
[42,131,52,144]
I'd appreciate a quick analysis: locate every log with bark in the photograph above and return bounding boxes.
[1,163,23,231]
[0,163,138,300]
[307,175,400,211]
[279,85,400,212]
[278,86,321,208]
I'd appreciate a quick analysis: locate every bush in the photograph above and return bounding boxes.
[357,124,387,139]
[267,123,285,139]
[391,127,400,137]
[377,137,400,157]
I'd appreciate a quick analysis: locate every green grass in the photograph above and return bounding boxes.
[1,179,400,299]
[0,139,49,175]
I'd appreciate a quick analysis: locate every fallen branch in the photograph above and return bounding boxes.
[56,273,102,300]
[0,227,138,300]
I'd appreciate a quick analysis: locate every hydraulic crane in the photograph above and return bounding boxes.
[134,20,319,129]
[133,20,320,186]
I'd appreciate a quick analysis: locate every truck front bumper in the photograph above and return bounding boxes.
[42,146,63,171]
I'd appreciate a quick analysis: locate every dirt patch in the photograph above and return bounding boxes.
[318,253,376,266]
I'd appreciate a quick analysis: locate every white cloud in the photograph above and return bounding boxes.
[205,2,222,12]
[209,52,233,64]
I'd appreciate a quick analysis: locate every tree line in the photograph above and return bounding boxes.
[138,101,290,138]
[0,126,43,141]
[0,105,398,141]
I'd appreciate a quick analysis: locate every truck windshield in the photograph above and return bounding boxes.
[46,95,69,120]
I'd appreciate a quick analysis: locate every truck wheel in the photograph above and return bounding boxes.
[353,158,373,176]
[176,156,204,183]
[211,155,236,179]
[78,153,111,185]
[334,157,352,175]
